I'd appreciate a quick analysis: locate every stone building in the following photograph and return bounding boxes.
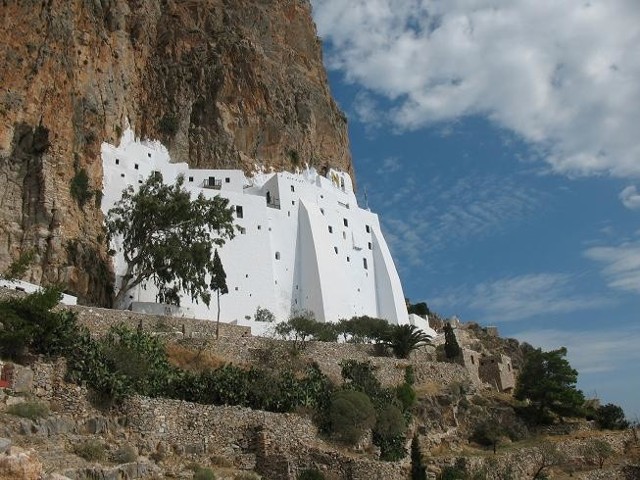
[478,354,516,393]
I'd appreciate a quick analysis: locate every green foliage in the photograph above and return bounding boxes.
[70,168,94,208]
[411,435,427,480]
[407,301,430,317]
[74,439,106,461]
[112,444,138,464]
[298,469,325,480]
[381,324,432,359]
[106,172,236,307]
[595,403,629,430]
[0,287,77,360]
[396,382,416,411]
[159,114,179,136]
[404,365,415,385]
[193,466,216,480]
[6,401,50,420]
[254,306,275,323]
[211,249,228,338]
[374,405,407,460]
[1,249,36,280]
[438,464,467,480]
[288,149,300,167]
[443,322,461,360]
[582,439,614,469]
[470,417,503,453]
[329,389,376,444]
[336,316,390,343]
[515,347,585,424]
[275,312,337,349]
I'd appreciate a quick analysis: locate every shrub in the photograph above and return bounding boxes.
[159,114,179,136]
[112,444,138,464]
[70,168,94,208]
[329,389,376,444]
[234,473,261,480]
[396,382,416,411]
[443,322,461,360]
[254,306,275,323]
[74,439,106,462]
[193,467,216,480]
[298,469,325,480]
[6,401,49,420]
[596,403,629,430]
[582,439,614,469]
[374,405,407,461]
[210,455,233,467]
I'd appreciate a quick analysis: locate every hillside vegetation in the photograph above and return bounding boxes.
[0,288,638,480]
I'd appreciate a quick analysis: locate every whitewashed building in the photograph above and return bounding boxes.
[101,130,416,334]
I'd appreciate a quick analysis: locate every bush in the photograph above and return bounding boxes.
[70,168,94,208]
[254,306,275,323]
[6,401,49,420]
[374,405,407,461]
[74,439,106,462]
[596,403,629,430]
[298,469,325,480]
[329,389,376,444]
[112,444,137,464]
[193,467,216,480]
[396,382,416,411]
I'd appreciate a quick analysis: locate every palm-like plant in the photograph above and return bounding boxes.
[382,324,432,359]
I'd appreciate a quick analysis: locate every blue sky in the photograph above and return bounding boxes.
[310,0,640,419]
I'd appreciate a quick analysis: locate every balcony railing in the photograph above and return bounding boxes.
[202,178,222,190]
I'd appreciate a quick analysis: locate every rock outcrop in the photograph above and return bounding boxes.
[0,0,351,305]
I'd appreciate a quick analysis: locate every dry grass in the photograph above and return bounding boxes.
[414,380,442,397]
[165,342,229,372]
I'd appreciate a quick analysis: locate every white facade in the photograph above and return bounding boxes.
[101,130,410,334]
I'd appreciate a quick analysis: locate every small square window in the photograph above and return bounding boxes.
[134,163,139,170]
[257,225,262,230]
[120,173,125,178]
[320,208,325,215]
[328,226,333,233]
[363,258,368,270]
[225,177,230,183]
[115,159,120,165]
[236,206,244,218]
[138,180,143,184]
[366,225,371,233]
[368,242,372,250]
[291,200,295,206]
[275,252,281,260]
[147,153,151,158]
[334,247,338,254]
[343,218,348,227]
[347,256,350,262]
[235,286,239,291]
[291,185,295,192]
[342,231,346,240]
[188,176,193,182]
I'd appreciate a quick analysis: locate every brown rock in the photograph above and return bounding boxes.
[0,0,351,305]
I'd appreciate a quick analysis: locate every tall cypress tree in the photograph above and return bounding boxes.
[410,434,427,480]
[443,322,461,360]
[210,249,228,339]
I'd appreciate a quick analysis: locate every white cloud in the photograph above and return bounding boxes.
[430,273,611,322]
[378,174,543,266]
[312,0,640,177]
[512,327,640,374]
[619,185,640,209]
[585,241,640,294]
[376,156,402,174]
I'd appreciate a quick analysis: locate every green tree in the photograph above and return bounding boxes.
[211,249,228,339]
[106,172,235,307]
[410,435,427,480]
[582,439,614,469]
[407,301,430,317]
[531,441,565,479]
[595,403,629,430]
[443,322,461,360]
[382,324,432,359]
[515,347,585,424]
[329,389,376,444]
[336,316,390,343]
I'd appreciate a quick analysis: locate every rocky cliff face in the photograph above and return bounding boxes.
[0,0,351,305]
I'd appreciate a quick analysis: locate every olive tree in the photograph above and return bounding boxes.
[107,172,235,308]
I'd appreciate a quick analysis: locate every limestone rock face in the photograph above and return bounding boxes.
[0,0,351,305]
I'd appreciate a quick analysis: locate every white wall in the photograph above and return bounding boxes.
[101,129,410,330]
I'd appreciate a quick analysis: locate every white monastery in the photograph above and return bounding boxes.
[101,129,433,335]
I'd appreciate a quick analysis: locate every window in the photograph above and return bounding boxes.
[334,247,338,254]
[120,173,125,178]
[342,231,346,240]
[115,159,120,165]
[291,200,295,206]
[238,227,246,234]
[134,163,139,170]
[366,225,370,233]
[320,208,325,215]
[368,242,372,250]
[138,180,143,184]
[188,176,193,182]
[236,206,244,218]
[235,287,239,291]
[225,177,230,183]
[328,226,333,233]
[147,153,151,158]
[257,225,262,230]
[343,218,348,227]
[347,256,350,262]
[291,185,295,192]
[275,252,281,260]
[363,258,368,270]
